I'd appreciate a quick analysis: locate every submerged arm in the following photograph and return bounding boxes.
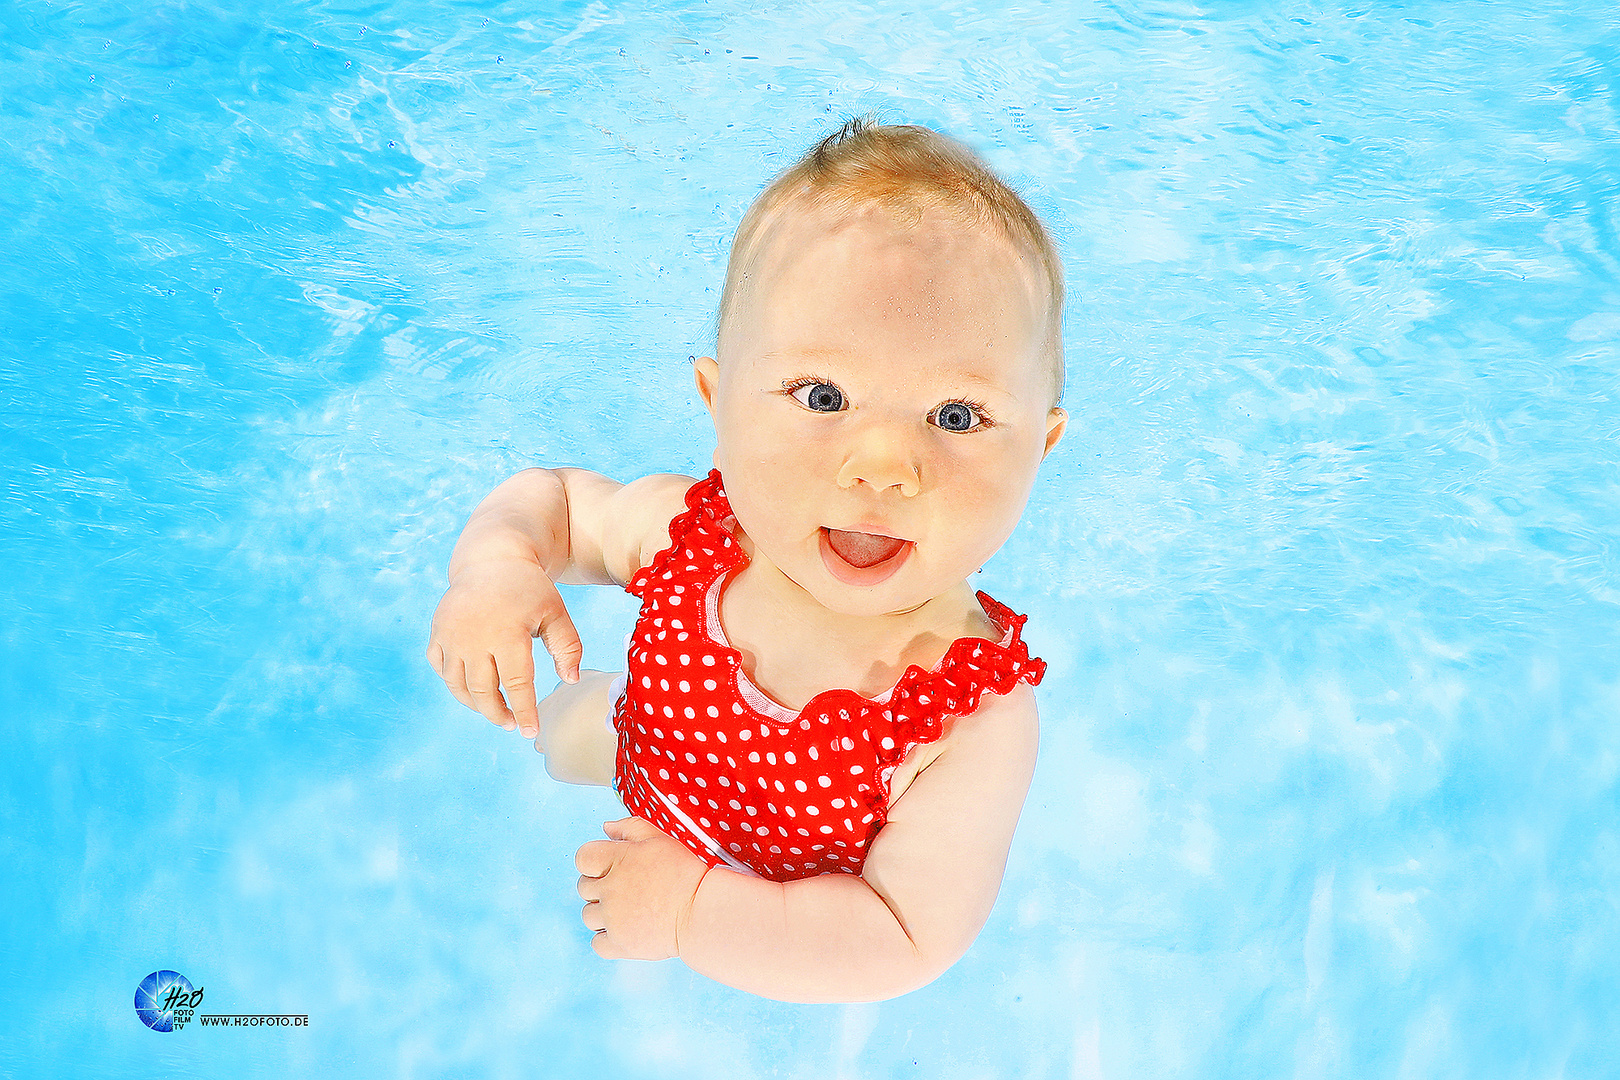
[428,468,694,732]
[676,684,1039,1002]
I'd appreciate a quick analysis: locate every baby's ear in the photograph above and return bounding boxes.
[1042,407,1067,459]
[693,356,721,416]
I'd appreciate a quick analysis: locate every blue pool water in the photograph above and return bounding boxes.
[3,0,1617,1075]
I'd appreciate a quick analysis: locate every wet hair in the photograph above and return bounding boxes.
[715,116,1066,405]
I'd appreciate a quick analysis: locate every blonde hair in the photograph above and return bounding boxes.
[716,117,1066,404]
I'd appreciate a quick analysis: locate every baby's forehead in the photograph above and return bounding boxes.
[744,198,1044,312]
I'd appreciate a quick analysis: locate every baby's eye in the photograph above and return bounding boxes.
[789,381,845,413]
[930,401,989,432]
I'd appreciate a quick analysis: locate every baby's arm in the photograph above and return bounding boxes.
[578,682,1040,1002]
[536,669,620,786]
[426,468,694,740]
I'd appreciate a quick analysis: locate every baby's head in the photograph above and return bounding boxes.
[694,119,1068,617]
[716,118,1065,404]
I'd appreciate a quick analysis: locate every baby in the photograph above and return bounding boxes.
[426,118,1067,1003]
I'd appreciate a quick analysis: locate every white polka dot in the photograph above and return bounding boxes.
[641,676,652,688]
[748,752,760,763]
[702,655,716,666]
[783,751,796,765]
[655,654,667,665]
[679,680,690,692]
[684,707,695,719]
[819,825,834,834]
[704,679,717,691]
[807,745,819,760]
[660,679,670,691]
[881,736,894,750]
[849,764,862,775]
[841,737,855,751]
[831,798,844,808]
[738,729,750,741]
[668,594,682,605]
[663,706,674,718]
[707,706,720,718]
[818,776,831,788]
[679,656,690,666]
[794,779,807,792]
[805,804,819,815]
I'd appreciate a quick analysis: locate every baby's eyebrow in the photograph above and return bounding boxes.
[760,346,1019,398]
[758,345,852,367]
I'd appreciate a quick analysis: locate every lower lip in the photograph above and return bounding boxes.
[818,528,914,587]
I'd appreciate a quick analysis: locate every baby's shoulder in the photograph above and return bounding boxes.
[596,472,706,584]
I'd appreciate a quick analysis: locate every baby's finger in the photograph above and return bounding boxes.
[589,928,620,958]
[465,654,517,730]
[602,817,660,842]
[424,640,445,677]
[574,838,619,878]
[492,642,539,739]
[581,900,606,933]
[437,655,480,714]
[536,607,584,684]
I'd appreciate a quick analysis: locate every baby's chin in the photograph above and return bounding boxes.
[793,552,968,620]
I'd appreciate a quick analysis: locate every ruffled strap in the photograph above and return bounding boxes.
[872,590,1046,764]
[626,470,734,599]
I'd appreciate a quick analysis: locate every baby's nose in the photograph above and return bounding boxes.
[836,425,921,497]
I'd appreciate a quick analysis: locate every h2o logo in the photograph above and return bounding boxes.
[134,971,204,1032]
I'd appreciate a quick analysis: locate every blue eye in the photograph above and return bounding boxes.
[932,401,984,432]
[791,382,845,412]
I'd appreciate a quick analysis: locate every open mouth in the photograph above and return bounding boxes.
[819,527,913,586]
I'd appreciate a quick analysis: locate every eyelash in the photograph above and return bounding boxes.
[932,397,995,432]
[778,378,996,431]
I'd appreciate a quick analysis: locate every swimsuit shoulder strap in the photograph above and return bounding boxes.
[873,590,1046,755]
[626,470,739,599]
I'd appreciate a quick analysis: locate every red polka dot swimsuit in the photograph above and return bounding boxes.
[611,471,1046,883]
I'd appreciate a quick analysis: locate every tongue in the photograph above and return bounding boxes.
[827,529,906,569]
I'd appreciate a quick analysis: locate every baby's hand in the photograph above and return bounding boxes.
[425,556,583,739]
[575,817,708,961]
